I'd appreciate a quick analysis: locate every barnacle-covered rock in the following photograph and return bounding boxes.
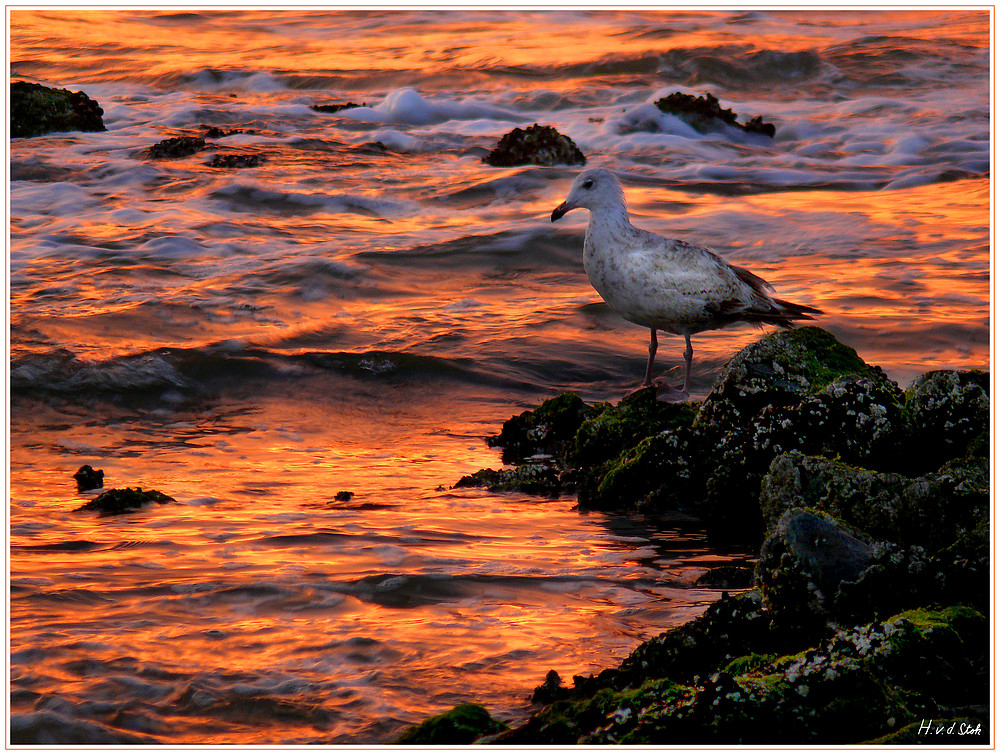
[487,391,593,464]
[453,459,566,495]
[483,123,586,167]
[904,370,989,471]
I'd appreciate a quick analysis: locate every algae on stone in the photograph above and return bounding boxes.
[394,702,506,744]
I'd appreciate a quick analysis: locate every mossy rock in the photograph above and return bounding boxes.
[570,387,697,469]
[453,461,566,495]
[74,487,174,516]
[10,81,106,138]
[696,327,876,433]
[487,391,593,464]
[497,597,985,745]
[395,702,507,744]
[760,451,988,549]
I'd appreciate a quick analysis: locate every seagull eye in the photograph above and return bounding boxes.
[582,179,594,189]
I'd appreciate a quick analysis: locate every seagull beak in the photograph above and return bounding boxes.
[551,202,571,222]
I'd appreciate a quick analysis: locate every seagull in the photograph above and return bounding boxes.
[551,168,822,400]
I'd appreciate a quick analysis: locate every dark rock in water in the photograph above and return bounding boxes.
[488,392,594,465]
[208,153,264,168]
[74,487,175,516]
[570,387,696,470]
[532,669,571,705]
[904,369,989,471]
[756,509,874,632]
[454,460,566,496]
[654,91,775,138]
[496,603,985,745]
[10,81,106,138]
[72,464,104,492]
[334,490,354,501]
[483,123,586,167]
[395,702,507,744]
[694,564,755,590]
[145,136,207,159]
[201,125,251,138]
[311,101,366,113]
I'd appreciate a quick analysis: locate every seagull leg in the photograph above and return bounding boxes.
[682,334,693,395]
[642,328,658,387]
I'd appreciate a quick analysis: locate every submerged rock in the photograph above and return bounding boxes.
[72,464,104,492]
[10,81,106,138]
[311,101,366,113]
[654,91,775,138]
[208,153,265,168]
[74,487,174,515]
[483,124,586,167]
[487,391,595,465]
[395,702,507,744]
[144,136,207,159]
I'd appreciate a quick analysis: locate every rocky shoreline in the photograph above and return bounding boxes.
[404,326,989,745]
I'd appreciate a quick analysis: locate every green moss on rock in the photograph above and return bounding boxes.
[395,702,507,744]
[487,391,593,464]
[11,81,106,138]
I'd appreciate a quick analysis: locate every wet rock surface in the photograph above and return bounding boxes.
[144,136,208,159]
[11,81,107,138]
[483,123,586,167]
[208,153,265,168]
[430,326,990,745]
[72,464,104,492]
[654,91,776,138]
[311,101,366,113]
[394,703,506,744]
[74,487,175,515]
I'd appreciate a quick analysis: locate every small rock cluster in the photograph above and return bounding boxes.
[433,326,988,745]
[655,91,776,138]
[482,123,586,167]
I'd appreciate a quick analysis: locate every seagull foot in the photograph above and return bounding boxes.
[652,380,690,403]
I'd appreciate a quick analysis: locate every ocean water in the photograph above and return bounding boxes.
[8,9,990,744]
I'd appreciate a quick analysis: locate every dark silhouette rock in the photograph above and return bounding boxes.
[208,153,264,168]
[72,464,104,492]
[74,487,174,516]
[145,136,207,159]
[655,92,775,138]
[395,702,507,744]
[311,102,366,113]
[10,81,106,138]
[483,124,586,167]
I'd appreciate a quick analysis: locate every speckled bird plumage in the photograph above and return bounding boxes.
[551,168,821,397]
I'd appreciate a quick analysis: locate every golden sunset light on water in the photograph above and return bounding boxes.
[9,8,990,746]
